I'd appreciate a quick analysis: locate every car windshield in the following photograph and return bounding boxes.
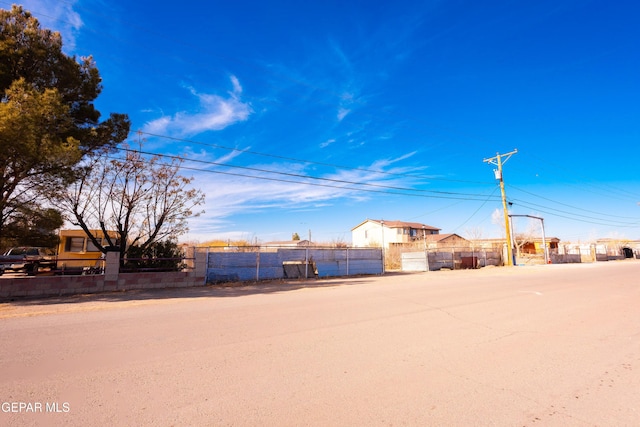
[5,247,52,256]
[8,248,28,255]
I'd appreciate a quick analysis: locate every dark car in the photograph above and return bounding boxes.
[0,247,57,276]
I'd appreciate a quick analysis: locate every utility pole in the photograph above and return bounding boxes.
[483,149,518,266]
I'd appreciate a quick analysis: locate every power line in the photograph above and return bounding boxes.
[110,146,638,230]
[510,199,640,228]
[112,147,502,202]
[137,131,494,186]
[15,0,639,211]
[508,184,639,220]
[511,151,640,202]
[15,1,639,215]
[452,186,500,233]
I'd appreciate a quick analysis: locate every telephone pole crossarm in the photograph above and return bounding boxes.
[483,149,518,167]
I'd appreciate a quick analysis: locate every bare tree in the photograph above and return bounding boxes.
[512,218,540,257]
[330,237,348,248]
[464,226,484,251]
[59,146,205,261]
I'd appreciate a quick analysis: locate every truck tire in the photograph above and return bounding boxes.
[27,263,39,276]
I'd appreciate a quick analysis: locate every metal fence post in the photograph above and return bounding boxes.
[256,251,260,282]
[305,247,309,278]
[346,248,350,276]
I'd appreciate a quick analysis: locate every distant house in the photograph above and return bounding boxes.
[594,238,640,258]
[519,237,560,255]
[475,237,560,256]
[260,240,312,252]
[351,219,440,248]
[423,233,470,249]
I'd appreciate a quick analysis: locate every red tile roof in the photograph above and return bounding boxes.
[368,219,440,231]
[423,233,466,242]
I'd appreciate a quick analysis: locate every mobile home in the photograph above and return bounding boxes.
[56,229,119,273]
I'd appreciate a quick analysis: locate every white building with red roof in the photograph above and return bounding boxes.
[351,219,440,248]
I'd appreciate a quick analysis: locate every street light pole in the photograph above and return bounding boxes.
[509,214,549,265]
[422,225,429,272]
[540,218,548,264]
[380,220,385,274]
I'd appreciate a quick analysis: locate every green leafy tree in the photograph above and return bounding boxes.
[0,5,130,242]
[292,232,300,240]
[124,239,186,272]
[0,206,63,251]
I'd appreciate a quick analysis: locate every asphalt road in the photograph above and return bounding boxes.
[1,261,639,426]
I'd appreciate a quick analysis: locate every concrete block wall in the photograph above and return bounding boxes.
[0,248,207,299]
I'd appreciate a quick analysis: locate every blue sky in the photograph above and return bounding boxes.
[10,0,640,243]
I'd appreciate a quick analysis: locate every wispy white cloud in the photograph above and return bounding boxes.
[337,107,350,121]
[320,138,336,148]
[337,91,357,121]
[229,75,242,94]
[19,0,83,50]
[369,151,418,170]
[211,149,246,165]
[142,76,252,136]
[143,116,171,135]
[179,147,246,165]
[184,153,427,239]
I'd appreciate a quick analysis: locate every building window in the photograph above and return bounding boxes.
[86,238,103,252]
[66,237,85,252]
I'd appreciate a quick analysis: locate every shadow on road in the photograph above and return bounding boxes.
[1,272,416,307]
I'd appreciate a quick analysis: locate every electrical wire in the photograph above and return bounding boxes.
[511,151,640,202]
[110,148,503,202]
[508,184,639,220]
[510,199,640,228]
[106,145,639,230]
[452,186,500,232]
[12,1,638,217]
[137,131,494,186]
[10,2,638,234]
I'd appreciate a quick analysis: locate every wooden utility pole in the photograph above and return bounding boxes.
[483,149,518,266]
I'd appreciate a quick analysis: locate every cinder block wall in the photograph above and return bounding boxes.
[0,248,207,299]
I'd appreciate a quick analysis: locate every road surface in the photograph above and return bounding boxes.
[1,261,639,426]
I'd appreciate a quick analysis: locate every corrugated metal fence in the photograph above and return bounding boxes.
[401,249,502,271]
[207,248,383,283]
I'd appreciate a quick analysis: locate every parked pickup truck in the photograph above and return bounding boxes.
[0,247,57,276]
